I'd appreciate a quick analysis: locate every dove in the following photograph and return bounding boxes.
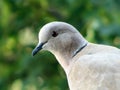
[32,21,120,90]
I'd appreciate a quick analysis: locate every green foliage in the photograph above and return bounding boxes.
[0,0,120,90]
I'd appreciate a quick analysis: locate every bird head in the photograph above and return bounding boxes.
[32,21,87,56]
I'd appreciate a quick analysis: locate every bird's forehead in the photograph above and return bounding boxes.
[38,24,54,42]
[38,30,49,42]
[38,23,60,38]
[39,23,56,34]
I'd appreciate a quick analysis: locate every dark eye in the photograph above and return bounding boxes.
[52,31,58,37]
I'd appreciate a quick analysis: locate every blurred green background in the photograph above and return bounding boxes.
[0,0,120,90]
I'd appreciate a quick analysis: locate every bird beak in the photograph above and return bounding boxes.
[32,43,44,56]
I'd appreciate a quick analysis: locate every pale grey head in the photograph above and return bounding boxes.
[32,21,87,56]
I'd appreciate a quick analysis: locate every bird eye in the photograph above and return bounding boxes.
[52,31,58,37]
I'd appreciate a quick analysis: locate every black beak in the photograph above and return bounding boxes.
[32,43,44,56]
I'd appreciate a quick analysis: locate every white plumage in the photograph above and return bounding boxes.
[32,21,120,90]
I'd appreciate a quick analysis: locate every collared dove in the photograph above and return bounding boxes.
[32,21,120,90]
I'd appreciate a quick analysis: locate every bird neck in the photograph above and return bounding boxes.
[53,51,72,73]
[52,37,88,73]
